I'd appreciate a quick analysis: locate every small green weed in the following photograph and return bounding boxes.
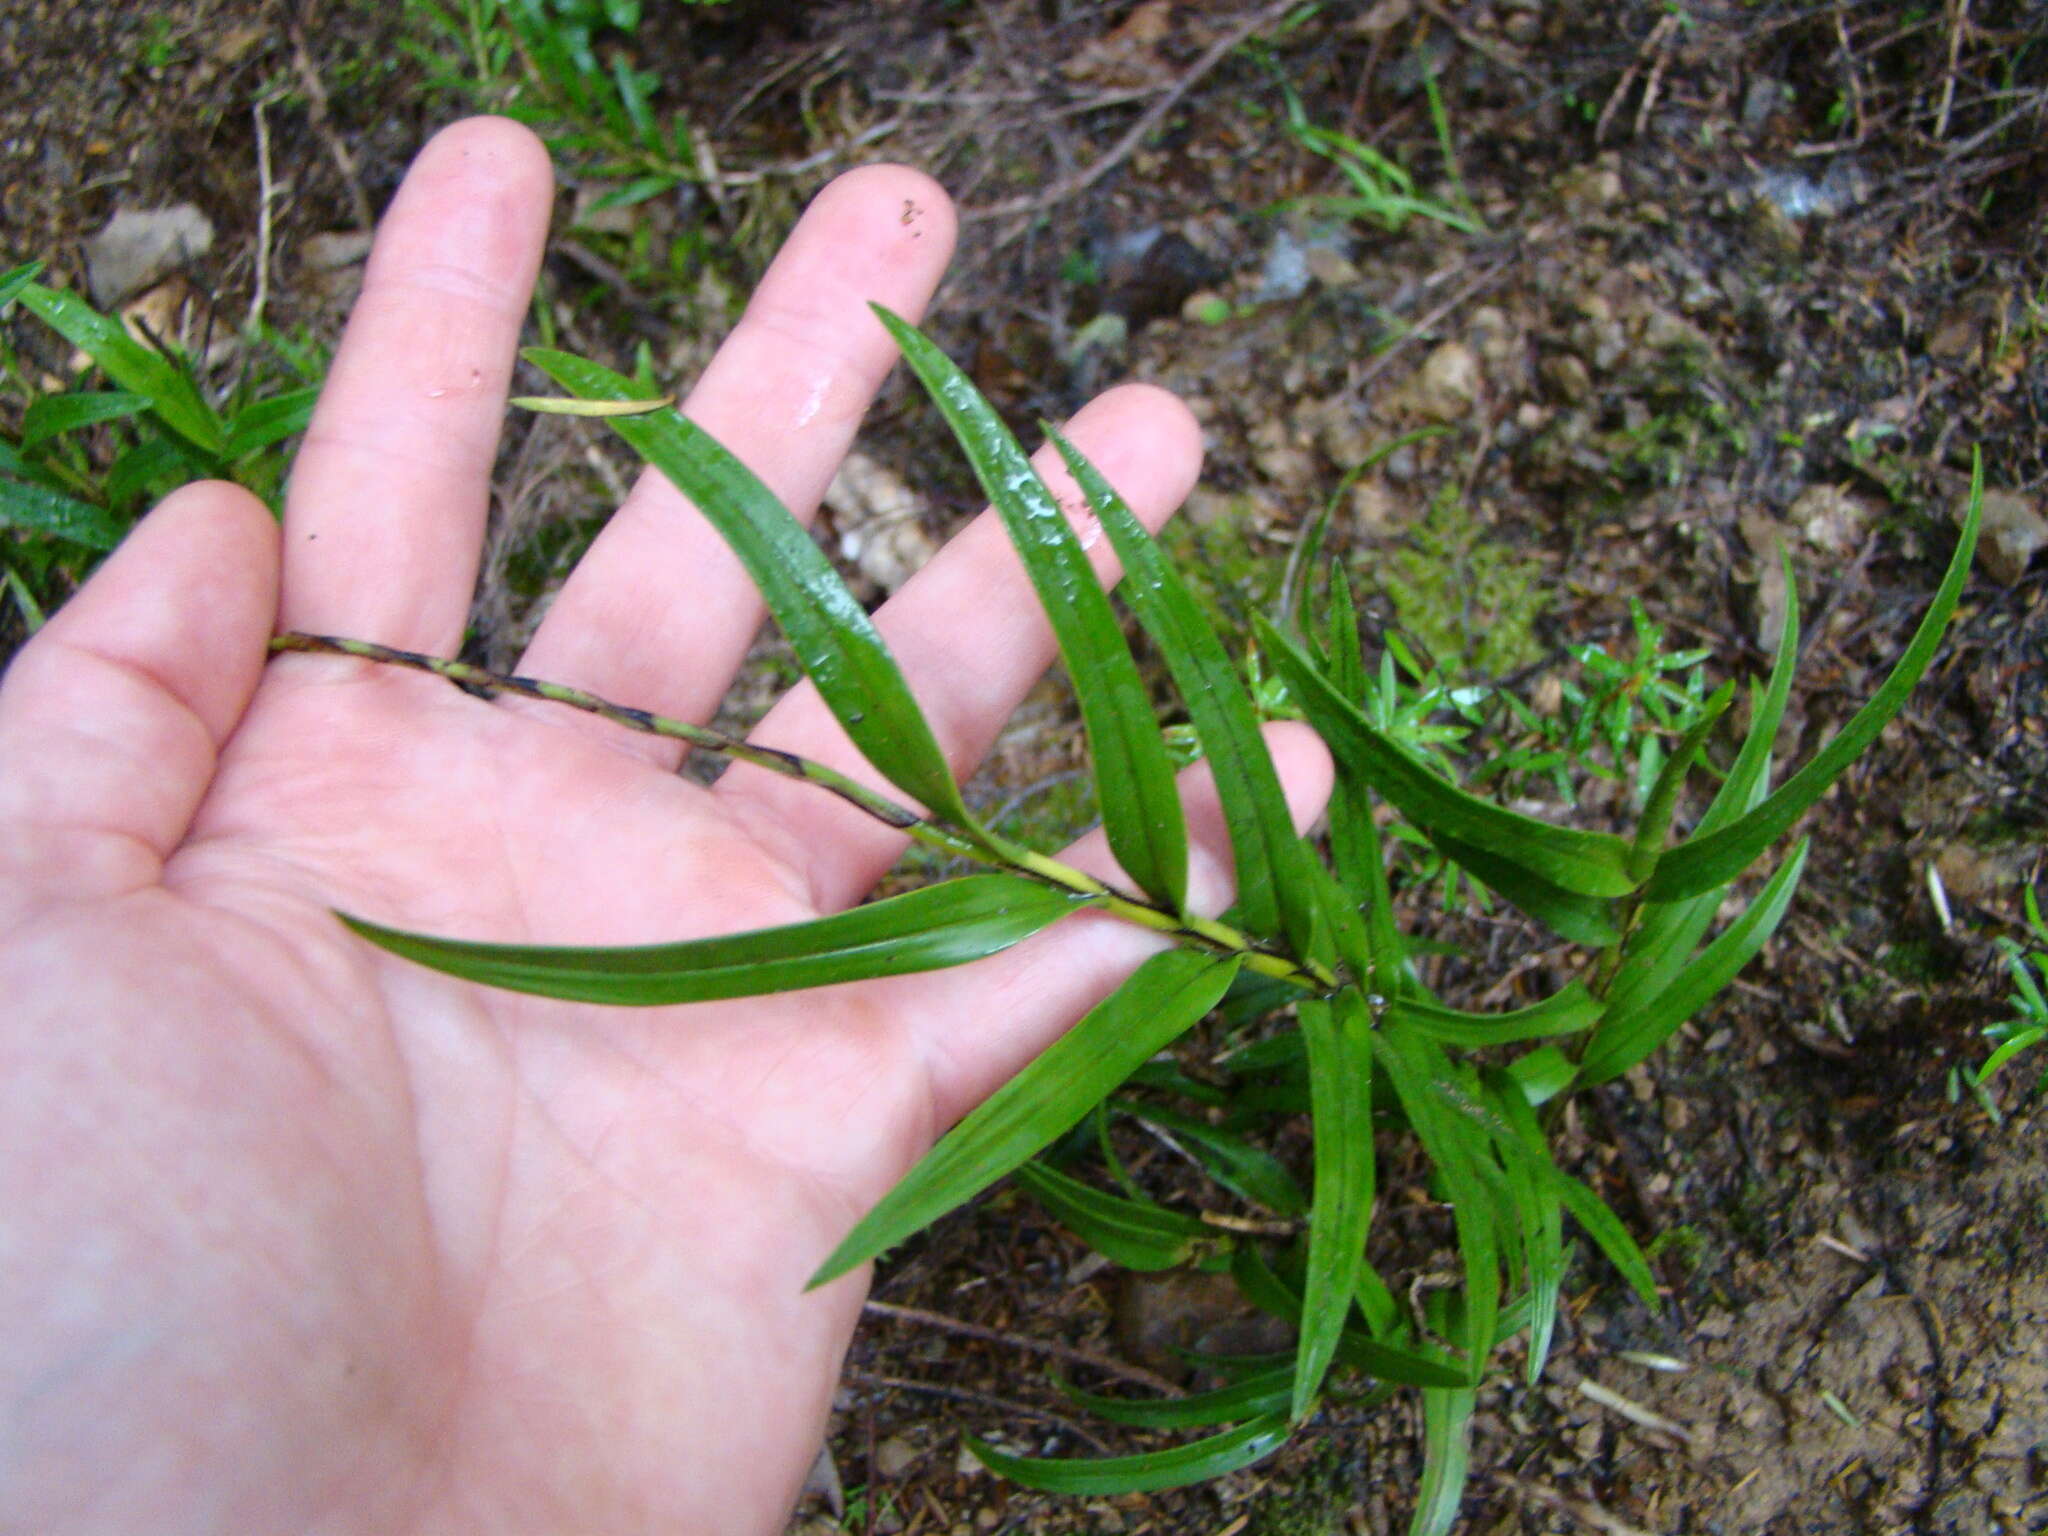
[1375,486,1548,680]
[1950,884,2048,1122]
[404,0,727,215]
[294,318,1982,1533]
[0,263,323,632]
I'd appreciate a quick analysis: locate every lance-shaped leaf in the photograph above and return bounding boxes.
[341,873,1088,1007]
[1428,830,1622,945]
[20,390,151,450]
[222,385,321,458]
[1293,989,1377,1418]
[1258,615,1637,899]
[0,477,127,550]
[1111,1099,1307,1215]
[18,283,226,456]
[0,260,43,310]
[1477,1073,1564,1381]
[526,348,994,847]
[1321,578,1410,993]
[1384,983,1602,1048]
[875,308,1188,911]
[1412,1388,1476,1536]
[1606,572,1801,1014]
[1550,1167,1659,1309]
[808,949,1238,1287]
[1579,838,1809,1085]
[967,1412,1290,1494]
[1643,476,1981,900]
[1047,423,1315,947]
[1229,1241,1470,1388]
[1013,1161,1215,1272]
[1054,1366,1293,1429]
[1374,1026,1499,1381]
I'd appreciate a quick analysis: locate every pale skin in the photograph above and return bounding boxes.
[0,119,1330,1533]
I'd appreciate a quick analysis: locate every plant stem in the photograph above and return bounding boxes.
[269,631,1336,993]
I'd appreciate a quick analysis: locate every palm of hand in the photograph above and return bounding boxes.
[0,121,1325,1533]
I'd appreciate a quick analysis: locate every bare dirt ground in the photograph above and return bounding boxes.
[4,2,2045,1532]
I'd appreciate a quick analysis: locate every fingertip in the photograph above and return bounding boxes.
[408,115,556,210]
[808,162,959,273]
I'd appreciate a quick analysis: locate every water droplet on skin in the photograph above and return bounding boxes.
[425,386,448,399]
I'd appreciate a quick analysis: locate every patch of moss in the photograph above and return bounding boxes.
[1247,1443,1349,1536]
[1372,485,1548,679]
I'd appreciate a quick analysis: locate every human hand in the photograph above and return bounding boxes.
[0,118,1329,1533]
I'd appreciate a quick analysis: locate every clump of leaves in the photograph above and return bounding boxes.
[1953,884,2048,1122]
[0,262,321,631]
[289,319,1981,1533]
[405,0,724,216]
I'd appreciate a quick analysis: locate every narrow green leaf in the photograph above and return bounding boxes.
[526,347,992,845]
[1479,1073,1564,1382]
[1549,1169,1659,1309]
[0,260,44,311]
[875,309,1188,910]
[1014,1161,1212,1272]
[1505,1045,1576,1106]
[1112,1100,1307,1216]
[508,393,674,416]
[1375,1027,1498,1380]
[222,385,321,457]
[1643,475,1980,900]
[341,873,1086,1006]
[968,1411,1290,1494]
[1411,1389,1476,1536]
[1385,983,1602,1048]
[1294,989,1377,1418]
[1259,615,1638,899]
[20,390,151,450]
[1049,424,1315,947]
[17,283,226,455]
[1229,1234,1472,1390]
[1627,679,1735,880]
[1579,838,1809,1085]
[1428,829,1622,945]
[0,477,127,549]
[1054,1366,1293,1429]
[809,950,1238,1286]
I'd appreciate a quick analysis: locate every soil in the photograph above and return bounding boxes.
[4,2,2045,1532]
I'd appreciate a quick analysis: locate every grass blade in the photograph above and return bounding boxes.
[17,283,226,455]
[526,347,993,846]
[1047,424,1317,947]
[1643,474,1980,900]
[1294,989,1377,1418]
[0,260,43,310]
[1479,1073,1564,1381]
[808,950,1238,1287]
[875,309,1188,910]
[1229,1244,1470,1388]
[1549,1170,1659,1308]
[1581,838,1809,1085]
[1258,615,1637,899]
[967,1411,1290,1494]
[341,872,1087,1006]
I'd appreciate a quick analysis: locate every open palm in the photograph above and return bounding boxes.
[0,120,1327,1533]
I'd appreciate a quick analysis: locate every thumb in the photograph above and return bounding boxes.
[0,482,280,906]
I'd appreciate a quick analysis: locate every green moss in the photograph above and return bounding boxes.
[1246,1444,1348,1536]
[1372,485,1547,678]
